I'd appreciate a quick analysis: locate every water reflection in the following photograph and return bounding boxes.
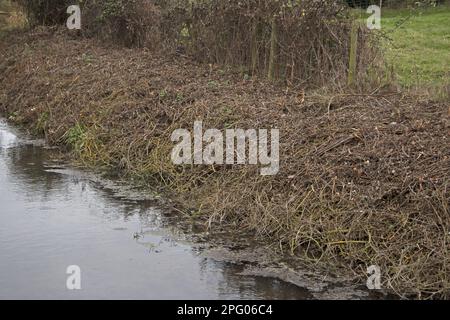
[0,120,308,299]
[0,125,18,148]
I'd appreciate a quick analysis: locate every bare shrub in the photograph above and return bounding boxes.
[183,0,380,88]
[82,0,162,48]
[14,0,69,25]
[12,0,383,88]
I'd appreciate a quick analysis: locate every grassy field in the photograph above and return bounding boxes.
[381,5,450,89]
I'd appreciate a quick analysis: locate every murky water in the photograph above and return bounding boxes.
[0,119,309,300]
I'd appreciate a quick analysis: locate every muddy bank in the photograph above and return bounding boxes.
[0,28,449,298]
[0,118,378,299]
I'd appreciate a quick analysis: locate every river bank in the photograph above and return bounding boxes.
[0,119,319,299]
[0,28,449,298]
[1,118,381,299]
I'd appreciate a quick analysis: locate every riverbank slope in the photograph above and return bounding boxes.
[0,28,449,298]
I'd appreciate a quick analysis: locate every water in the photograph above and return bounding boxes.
[0,119,308,300]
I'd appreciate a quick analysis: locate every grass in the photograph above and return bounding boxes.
[352,4,449,96]
[381,5,450,88]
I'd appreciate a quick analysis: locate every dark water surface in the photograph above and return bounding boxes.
[0,119,309,300]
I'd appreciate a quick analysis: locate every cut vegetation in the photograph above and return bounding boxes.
[0,0,449,299]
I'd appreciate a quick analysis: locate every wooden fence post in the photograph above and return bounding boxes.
[251,19,260,76]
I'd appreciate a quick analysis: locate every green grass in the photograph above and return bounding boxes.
[352,4,449,91]
[382,5,450,88]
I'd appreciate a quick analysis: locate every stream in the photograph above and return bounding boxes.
[0,119,310,300]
